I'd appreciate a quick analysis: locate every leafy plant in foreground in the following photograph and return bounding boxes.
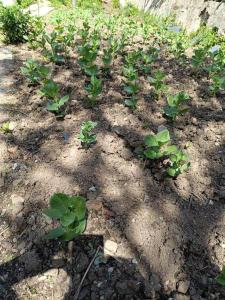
[20,59,50,84]
[216,267,225,286]
[43,193,86,241]
[85,76,102,106]
[148,70,167,99]
[78,120,97,147]
[163,92,190,121]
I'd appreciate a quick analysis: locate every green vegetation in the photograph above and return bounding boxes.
[148,70,167,99]
[144,129,190,177]
[20,59,50,84]
[0,5,33,43]
[216,267,225,286]
[43,193,87,241]
[78,120,97,148]
[0,122,12,133]
[163,92,190,121]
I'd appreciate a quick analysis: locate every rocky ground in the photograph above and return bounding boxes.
[0,30,225,300]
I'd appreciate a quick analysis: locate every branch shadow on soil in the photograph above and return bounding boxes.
[1,74,225,299]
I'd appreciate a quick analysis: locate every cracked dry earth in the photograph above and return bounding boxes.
[0,42,225,300]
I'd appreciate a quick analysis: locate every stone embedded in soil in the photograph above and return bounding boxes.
[177,280,190,294]
[174,293,191,300]
[11,194,25,215]
[104,240,118,255]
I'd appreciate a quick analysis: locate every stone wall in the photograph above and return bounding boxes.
[120,0,225,34]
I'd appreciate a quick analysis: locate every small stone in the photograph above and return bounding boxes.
[209,200,214,205]
[177,280,190,294]
[191,117,197,125]
[89,186,96,192]
[104,240,118,255]
[144,195,150,202]
[175,293,190,300]
[11,194,25,205]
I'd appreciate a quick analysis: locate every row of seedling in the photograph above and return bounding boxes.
[21,59,70,116]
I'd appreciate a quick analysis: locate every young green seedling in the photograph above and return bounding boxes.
[40,80,60,100]
[20,59,50,84]
[123,65,139,110]
[102,47,113,71]
[40,80,69,115]
[163,92,190,121]
[78,120,97,148]
[148,70,167,99]
[41,32,65,64]
[191,48,207,72]
[165,146,190,177]
[209,75,225,95]
[85,76,102,106]
[43,193,87,241]
[144,129,170,159]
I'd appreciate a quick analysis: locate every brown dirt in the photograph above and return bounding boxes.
[0,40,225,300]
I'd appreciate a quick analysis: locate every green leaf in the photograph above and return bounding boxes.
[167,167,178,177]
[144,148,161,159]
[44,226,65,240]
[60,211,76,227]
[43,208,64,219]
[58,95,69,106]
[163,145,178,156]
[50,193,70,213]
[144,135,158,147]
[47,102,59,111]
[156,129,170,144]
[70,196,86,221]
[60,230,79,241]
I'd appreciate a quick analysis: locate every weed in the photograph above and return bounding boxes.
[43,193,86,241]
[163,92,190,121]
[78,120,97,147]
